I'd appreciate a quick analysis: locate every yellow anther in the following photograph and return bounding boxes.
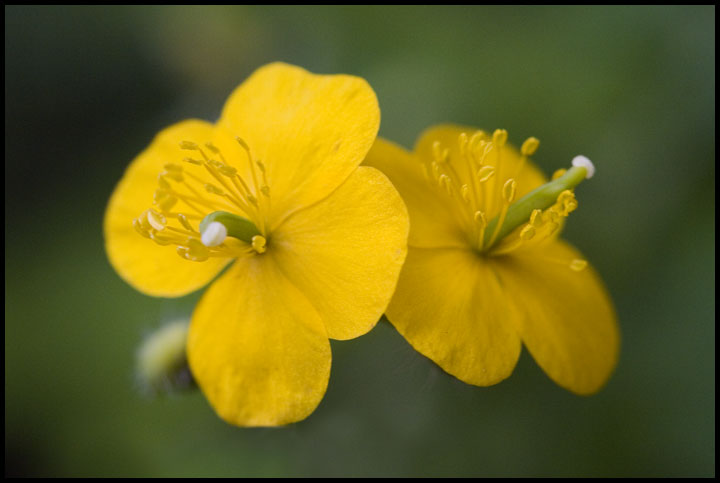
[570,259,588,271]
[150,231,174,246]
[256,161,266,173]
[545,221,560,236]
[492,129,508,148]
[564,199,578,214]
[521,137,540,157]
[208,159,224,169]
[481,141,493,159]
[520,224,536,241]
[502,178,517,203]
[145,209,167,231]
[177,238,210,262]
[477,165,495,183]
[557,190,575,204]
[557,190,578,216]
[235,136,251,153]
[458,132,469,156]
[460,184,470,203]
[155,193,177,212]
[218,164,237,177]
[261,186,270,197]
[164,163,183,172]
[183,157,202,166]
[157,175,171,190]
[529,209,543,227]
[179,141,198,150]
[552,168,567,180]
[251,235,267,254]
[161,169,184,182]
[247,194,258,206]
[204,142,220,153]
[154,188,177,211]
[204,183,224,195]
[177,213,195,232]
[133,218,151,239]
[545,209,560,223]
[469,131,486,153]
[474,210,487,227]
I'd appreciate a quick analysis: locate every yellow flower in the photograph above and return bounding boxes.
[364,125,619,395]
[104,63,409,426]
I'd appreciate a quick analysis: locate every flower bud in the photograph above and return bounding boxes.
[136,320,195,395]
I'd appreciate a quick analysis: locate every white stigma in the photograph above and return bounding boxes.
[572,155,595,179]
[201,221,227,247]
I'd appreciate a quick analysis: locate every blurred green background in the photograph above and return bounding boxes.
[5,5,714,477]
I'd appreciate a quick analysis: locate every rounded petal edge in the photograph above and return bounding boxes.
[188,256,331,427]
[273,166,409,340]
[218,62,381,227]
[104,119,230,297]
[494,240,620,394]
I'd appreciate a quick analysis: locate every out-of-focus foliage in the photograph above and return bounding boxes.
[5,5,714,477]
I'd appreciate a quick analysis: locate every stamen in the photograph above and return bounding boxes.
[484,178,516,248]
[503,179,517,203]
[145,209,167,231]
[177,238,210,262]
[552,168,567,180]
[251,235,267,254]
[519,224,536,240]
[521,137,540,157]
[133,218,151,239]
[492,129,508,148]
[179,141,198,150]
[477,165,495,183]
[176,213,197,232]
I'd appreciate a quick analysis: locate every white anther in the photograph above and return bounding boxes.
[201,221,227,247]
[572,155,595,179]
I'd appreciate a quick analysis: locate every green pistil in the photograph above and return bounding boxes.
[199,211,261,244]
[482,165,588,251]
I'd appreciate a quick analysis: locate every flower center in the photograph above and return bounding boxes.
[422,129,593,271]
[132,137,271,261]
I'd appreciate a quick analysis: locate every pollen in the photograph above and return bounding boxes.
[132,136,273,261]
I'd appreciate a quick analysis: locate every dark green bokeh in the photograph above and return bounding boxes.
[5,5,714,477]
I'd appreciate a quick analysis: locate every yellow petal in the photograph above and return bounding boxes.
[104,120,231,297]
[363,137,468,249]
[272,167,409,340]
[187,255,331,427]
[386,247,522,386]
[414,124,548,220]
[494,240,620,394]
[218,62,380,228]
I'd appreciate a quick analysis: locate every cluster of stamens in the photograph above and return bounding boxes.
[133,137,271,262]
[422,129,589,271]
